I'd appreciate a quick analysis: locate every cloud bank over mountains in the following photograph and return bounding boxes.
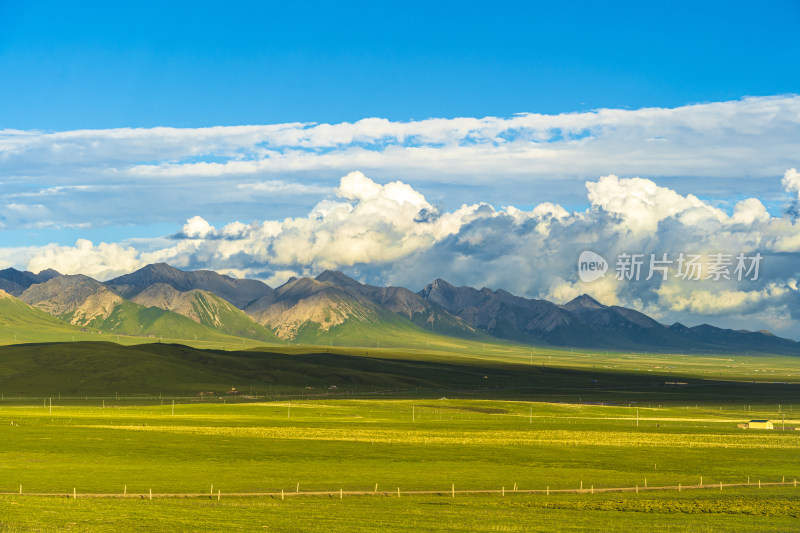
[11,168,800,337]
[1,96,800,335]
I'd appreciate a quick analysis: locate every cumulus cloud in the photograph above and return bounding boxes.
[182,216,215,239]
[656,280,797,315]
[782,168,800,198]
[16,170,800,334]
[26,239,143,280]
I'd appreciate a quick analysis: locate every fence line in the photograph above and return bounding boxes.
[1,480,796,500]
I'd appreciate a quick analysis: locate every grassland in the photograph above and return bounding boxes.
[1,398,799,531]
[1,340,799,530]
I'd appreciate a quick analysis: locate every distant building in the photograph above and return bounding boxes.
[226,387,240,395]
[737,423,748,429]
[746,420,774,429]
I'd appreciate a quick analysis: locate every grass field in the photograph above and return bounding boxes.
[1,397,799,531]
[1,340,799,530]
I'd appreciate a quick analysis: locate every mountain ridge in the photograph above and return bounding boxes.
[19,274,247,342]
[106,263,274,309]
[3,262,798,353]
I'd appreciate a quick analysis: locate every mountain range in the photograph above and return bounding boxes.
[0,263,798,354]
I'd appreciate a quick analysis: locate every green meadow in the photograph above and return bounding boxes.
[1,396,800,530]
[0,341,799,530]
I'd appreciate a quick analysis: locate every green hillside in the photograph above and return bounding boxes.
[291,301,485,349]
[186,290,280,341]
[0,291,104,344]
[55,299,245,343]
[130,285,281,342]
[0,341,528,395]
[1,341,799,404]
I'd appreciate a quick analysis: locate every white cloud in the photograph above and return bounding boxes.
[782,168,800,198]
[656,280,797,315]
[7,159,800,336]
[26,239,143,280]
[21,169,800,309]
[586,175,722,234]
[182,216,215,239]
[237,180,329,195]
[2,96,799,233]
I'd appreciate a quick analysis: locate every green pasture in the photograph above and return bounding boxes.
[0,399,799,531]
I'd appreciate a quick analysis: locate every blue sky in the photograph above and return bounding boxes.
[2,1,799,128]
[1,1,800,336]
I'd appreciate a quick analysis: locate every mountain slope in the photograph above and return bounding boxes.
[0,288,99,343]
[0,267,60,296]
[245,276,482,348]
[106,263,273,309]
[418,279,608,346]
[315,270,489,340]
[130,283,280,342]
[419,280,800,353]
[672,323,800,353]
[19,275,244,342]
[561,294,686,348]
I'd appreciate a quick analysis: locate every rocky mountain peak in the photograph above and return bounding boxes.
[563,294,605,311]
